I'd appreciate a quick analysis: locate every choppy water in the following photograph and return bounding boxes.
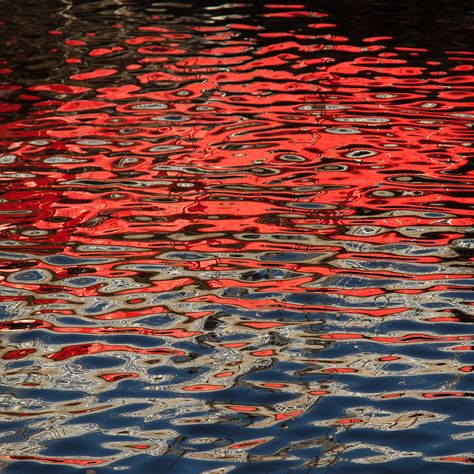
[0,1,473,472]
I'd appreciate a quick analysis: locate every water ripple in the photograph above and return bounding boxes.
[0,0,473,472]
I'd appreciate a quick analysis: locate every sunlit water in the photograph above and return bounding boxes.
[0,1,473,472]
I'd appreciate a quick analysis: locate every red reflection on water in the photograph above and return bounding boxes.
[182,384,226,392]
[437,456,474,464]
[2,348,36,359]
[0,455,110,466]
[99,372,139,382]
[0,0,472,471]
[47,343,186,360]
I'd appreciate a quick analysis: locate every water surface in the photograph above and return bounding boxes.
[0,1,473,472]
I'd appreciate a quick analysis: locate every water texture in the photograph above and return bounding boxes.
[0,1,473,472]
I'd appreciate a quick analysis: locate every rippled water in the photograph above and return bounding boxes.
[0,1,473,472]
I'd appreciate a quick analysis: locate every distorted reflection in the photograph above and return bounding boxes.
[0,0,473,472]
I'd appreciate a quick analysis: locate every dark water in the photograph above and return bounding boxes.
[0,0,473,472]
